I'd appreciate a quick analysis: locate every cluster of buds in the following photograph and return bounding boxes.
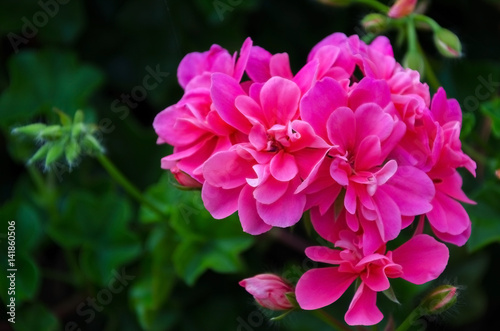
[11,109,104,169]
[357,0,463,74]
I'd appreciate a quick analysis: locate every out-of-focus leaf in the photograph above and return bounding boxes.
[480,98,500,138]
[14,303,59,331]
[173,237,253,286]
[467,183,500,252]
[0,200,43,304]
[38,0,86,45]
[0,49,103,129]
[47,191,141,285]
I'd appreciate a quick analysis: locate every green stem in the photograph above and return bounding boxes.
[395,307,424,331]
[415,41,441,92]
[96,154,168,220]
[312,309,353,331]
[406,16,418,53]
[353,0,389,13]
[414,14,441,32]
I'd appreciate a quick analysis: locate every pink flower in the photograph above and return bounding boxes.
[296,232,449,325]
[202,74,329,234]
[239,274,294,310]
[388,0,417,18]
[299,77,434,250]
[153,38,252,184]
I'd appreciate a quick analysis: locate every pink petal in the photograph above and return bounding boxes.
[257,178,305,228]
[327,106,356,151]
[392,234,449,284]
[427,191,470,235]
[372,187,401,242]
[246,46,272,82]
[260,77,301,126]
[345,283,383,326]
[355,136,382,170]
[432,222,471,246]
[354,102,395,143]
[201,182,240,219]
[203,151,255,189]
[253,176,289,204]
[270,53,293,79]
[211,73,252,133]
[234,37,252,81]
[296,267,357,310]
[270,151,298,182]
[349,78,391,111]
[310,206,346,243]
[381,166,435,216]
[301,78,348,140]
[305,246,343,264]
[238,185,273,235]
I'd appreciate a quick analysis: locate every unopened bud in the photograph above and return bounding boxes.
[495,169,500,179]
[361,13,388,34]
[403,51,425,76]
[65,139,81,166]
[171,167,202,189]
[239,274,295,311]
[27,143,51,165]
[420,285,458,315]
[82,135,104,155]
[388,0,417,18]
[316,0,351,7]
[39,125,63,141]
[73,110,84,125]
[12,123,47,137]
[45,139,67,168]
[434,28,462,58]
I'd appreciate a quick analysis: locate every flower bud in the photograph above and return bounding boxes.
[495,169,500,179]
[45,138,68,168]
[420,285,458,315]
[65,138,81,166]
[171,167,202,189]
[11,123,47,137]
[82,135,105,155]
[388,0,417,18]
[239,274,294,311]
[434,28,462,58]
[403,51,425,76]
[39,125,63,141]
[361,13,388,34]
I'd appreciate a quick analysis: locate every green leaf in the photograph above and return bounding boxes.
[0,200,43,304]
[467,183,500,252]
[0,49,103,130]
[480,98,500,138]
[47,191,141,285]
[14,303,60,331]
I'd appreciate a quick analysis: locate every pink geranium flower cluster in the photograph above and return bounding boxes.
[153,33,475,325]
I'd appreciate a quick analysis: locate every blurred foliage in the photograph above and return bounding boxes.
[0,0,499,330]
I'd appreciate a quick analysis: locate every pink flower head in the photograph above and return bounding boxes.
[388,0,417,18]
[202,74,329,234]
[299,76,434,250]
[239,274,294,310]
[296,232,449,325]
[153,38,252,184]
